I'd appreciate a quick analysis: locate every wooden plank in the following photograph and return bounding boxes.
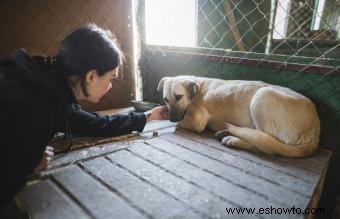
[47,142,129,171]
[306,171,327,219]
[52,166,147,219]
[141,127,177,139]
[275,150,331,173]
[146,137,310,208]
[196,130,332,173]
[143,120,176,132]
[127,142,293,219]
[22,121,331,219]
[51,132,140,154]
[50,118,173,155]
[175,129,327,181]
[46,122,175,174]
[106,149,251,219]
[20,180,90,219]
[82,157,205,219]
[160,133,317,197]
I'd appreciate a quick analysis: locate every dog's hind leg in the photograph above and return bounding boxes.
[250,86,320,148]
[220,122,280,154]
[215,129,256,151]
[223,122,316,157]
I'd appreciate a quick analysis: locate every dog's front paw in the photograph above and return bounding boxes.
[221,136,238,147]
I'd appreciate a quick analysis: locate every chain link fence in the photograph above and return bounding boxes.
[141,0,339,72]
[140,0,339,95]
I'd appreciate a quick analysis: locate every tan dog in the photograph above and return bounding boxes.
[158,75,320,157]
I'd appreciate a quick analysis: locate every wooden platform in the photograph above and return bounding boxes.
[19,118,332,219]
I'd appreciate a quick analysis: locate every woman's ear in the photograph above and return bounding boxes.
[85,69,98,84]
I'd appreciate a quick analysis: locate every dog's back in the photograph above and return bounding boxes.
[197,79,269,129]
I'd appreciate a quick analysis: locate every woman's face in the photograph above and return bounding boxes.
[85,68,118,103]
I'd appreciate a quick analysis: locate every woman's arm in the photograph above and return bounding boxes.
[68,105,146,137]
[67,105,169,137]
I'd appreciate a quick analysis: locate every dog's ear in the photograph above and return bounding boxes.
[182,80,200,98]
[157,77,170,92]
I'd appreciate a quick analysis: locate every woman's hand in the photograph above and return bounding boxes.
[145,105,169,122]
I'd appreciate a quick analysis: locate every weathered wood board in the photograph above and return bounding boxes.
[20,120,331,219]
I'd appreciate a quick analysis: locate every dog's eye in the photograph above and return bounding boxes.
[175,95,183,101]
[164,97,169,103]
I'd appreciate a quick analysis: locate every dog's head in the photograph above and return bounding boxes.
[157,76,200,122]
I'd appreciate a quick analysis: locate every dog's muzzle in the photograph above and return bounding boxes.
[169,108,186,122]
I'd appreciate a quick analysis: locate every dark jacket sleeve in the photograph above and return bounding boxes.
[67,104,147,137]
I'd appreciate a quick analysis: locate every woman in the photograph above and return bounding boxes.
[0,24,169,207]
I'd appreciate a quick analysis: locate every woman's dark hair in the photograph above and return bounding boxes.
[56,24,123,96]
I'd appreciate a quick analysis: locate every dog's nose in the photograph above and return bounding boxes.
[169,108,185,122]
[169,111,180,122]
[170,117,178,122]
[169,114,184,122]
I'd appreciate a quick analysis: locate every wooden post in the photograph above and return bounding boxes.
[223,0,246,51]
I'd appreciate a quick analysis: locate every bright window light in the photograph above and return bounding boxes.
[145,0,196,47]
[312,0,326,30]
[273,0,291,39]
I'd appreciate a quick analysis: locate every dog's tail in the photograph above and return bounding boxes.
[227,124,319,157]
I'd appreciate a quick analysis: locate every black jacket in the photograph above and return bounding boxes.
[0,49,147,206]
